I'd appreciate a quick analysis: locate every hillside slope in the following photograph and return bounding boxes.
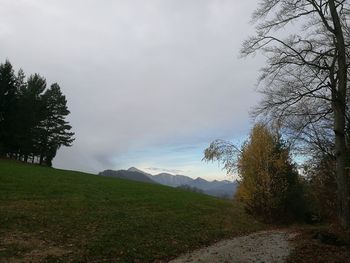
[0,160,264,262]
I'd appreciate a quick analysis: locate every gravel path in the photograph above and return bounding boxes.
[169,230,295,263]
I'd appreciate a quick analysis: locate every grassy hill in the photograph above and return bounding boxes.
[0,160,264,262]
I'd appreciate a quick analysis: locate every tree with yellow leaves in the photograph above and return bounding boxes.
[204,124,304,222]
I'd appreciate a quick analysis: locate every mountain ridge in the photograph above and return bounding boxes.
[99,167,237,199]
[99,169,156,184]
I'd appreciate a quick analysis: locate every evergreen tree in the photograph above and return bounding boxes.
[17,74,47,161]
[38,83,74,166]
[0,61,18,155]
[0,60,74,165]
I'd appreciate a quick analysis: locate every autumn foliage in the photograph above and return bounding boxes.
[204,124,305,222]
[234,124,303,222]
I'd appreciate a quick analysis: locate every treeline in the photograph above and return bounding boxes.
[204,0,350,228]
[204,123,349,224]
[0,60,74,166]
[204,124,305,223]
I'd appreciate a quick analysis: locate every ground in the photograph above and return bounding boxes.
[2,160,349,262]
[170,226,350,263]
[287,226,350,263]
[170,230,295,263]
[0,160,264,262]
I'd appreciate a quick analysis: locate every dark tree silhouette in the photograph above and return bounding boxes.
[0,60,74,166]
[38,83,74,166]
[0,60,18,155]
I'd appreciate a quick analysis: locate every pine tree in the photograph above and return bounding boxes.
[38,83,74,166]
[0,60,74,166]
[17,74,47,161]
[0,61,18,156]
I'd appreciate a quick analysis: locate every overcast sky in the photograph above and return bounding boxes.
[0,0,264,180]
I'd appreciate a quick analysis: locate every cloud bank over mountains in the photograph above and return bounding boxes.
[0,0,263,179]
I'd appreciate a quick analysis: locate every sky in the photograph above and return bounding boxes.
[0,0,264,181]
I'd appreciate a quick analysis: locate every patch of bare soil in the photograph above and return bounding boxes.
[1,232,72,263]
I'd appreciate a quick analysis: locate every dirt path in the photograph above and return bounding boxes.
[169,230,297,263]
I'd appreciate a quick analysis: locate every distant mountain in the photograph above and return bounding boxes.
[127,167,150,175]
[98,169,156,184]
[204,182,238,199]
[152,173,193,187]
[186,178,237,199]
[98,167,238,199]
[187,177,212,189]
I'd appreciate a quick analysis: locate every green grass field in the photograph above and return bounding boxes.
[0,160,264,262]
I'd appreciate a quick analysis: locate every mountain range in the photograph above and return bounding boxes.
[98,167,238,199]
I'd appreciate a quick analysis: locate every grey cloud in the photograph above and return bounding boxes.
[0,0,263,175]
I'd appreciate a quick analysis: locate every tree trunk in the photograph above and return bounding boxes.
[39,153,43,165]
[329,0,350,228]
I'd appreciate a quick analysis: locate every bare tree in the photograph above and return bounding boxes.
[242,0,350,227]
